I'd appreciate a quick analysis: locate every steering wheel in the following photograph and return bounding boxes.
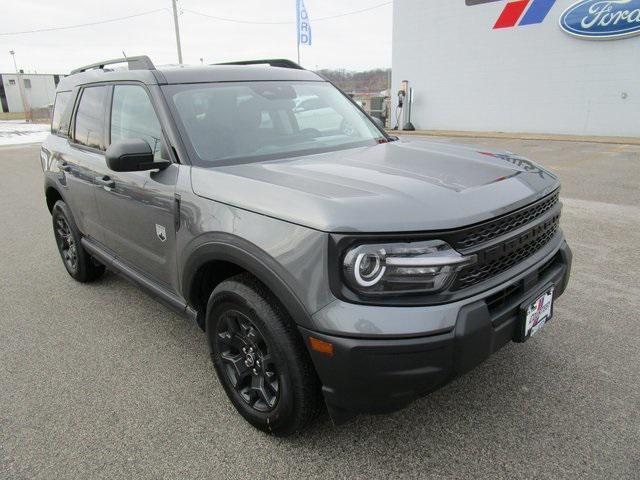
[298,128,322,139]
[340,119,357,137]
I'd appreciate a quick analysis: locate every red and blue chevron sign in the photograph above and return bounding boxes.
[466,0,557,29]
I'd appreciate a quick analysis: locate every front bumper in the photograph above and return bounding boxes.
[301,240,572,423]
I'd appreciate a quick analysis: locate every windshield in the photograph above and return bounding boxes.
[164,81,385,166]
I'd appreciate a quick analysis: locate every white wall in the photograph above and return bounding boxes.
[2,74,58,113]
[392,0,640,137]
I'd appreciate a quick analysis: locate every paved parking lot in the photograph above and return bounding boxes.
[1,138,639,479]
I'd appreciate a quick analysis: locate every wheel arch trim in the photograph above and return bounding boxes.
[44,177,67,213]
[181,235,313,330]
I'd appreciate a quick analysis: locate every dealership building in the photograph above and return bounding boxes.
[392,0,640,138]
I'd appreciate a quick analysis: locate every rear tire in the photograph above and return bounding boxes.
[52,200,105,282]
[206,274,322,436]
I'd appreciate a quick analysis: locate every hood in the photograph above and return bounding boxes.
[191,139,560,233]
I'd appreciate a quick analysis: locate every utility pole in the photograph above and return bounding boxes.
[171,0,183,64]
[9,50,30,122]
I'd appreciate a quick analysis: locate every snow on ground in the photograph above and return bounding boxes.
[0,120,50,146]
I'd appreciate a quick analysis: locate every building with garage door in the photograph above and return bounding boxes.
[391,0,640,137]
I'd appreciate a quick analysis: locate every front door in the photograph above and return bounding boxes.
[93,84,179,291]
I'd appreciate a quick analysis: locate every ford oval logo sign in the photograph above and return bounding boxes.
[560,0,640,39]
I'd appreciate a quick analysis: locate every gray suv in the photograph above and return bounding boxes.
[41,56,572,436]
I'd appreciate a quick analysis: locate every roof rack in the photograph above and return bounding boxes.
[214,59,304,70]
[70,55,155,75]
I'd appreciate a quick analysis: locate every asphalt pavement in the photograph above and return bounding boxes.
[1,139,638,479]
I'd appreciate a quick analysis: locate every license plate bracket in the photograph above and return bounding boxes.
[517,284,554,342]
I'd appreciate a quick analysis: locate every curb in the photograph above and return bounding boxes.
[388,130,640,146]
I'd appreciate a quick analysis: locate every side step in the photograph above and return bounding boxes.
[81,237,198,323]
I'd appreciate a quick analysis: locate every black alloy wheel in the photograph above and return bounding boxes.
[215,309,280,412]
[207,274,322,436]
[54,216,78,274]
[51,200,105,282]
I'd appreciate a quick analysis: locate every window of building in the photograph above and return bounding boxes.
[8,79,15,86]
[23,79,31,88]
[73,86,108,150]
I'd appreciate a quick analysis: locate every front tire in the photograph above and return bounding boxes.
[206,274,322,436]
[52,200,105,282]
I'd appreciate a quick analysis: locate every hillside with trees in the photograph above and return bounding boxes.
[314,68,391,94]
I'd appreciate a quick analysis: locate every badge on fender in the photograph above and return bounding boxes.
[156,224,167,242]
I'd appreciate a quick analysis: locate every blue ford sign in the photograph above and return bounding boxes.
[560,0,640,39]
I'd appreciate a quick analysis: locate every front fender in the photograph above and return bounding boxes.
[181,233,315,330]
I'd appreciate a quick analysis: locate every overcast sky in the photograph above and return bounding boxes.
[1,0,393,74]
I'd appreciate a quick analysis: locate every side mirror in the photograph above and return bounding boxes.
[371,116,385,129]
[105,139,170,172]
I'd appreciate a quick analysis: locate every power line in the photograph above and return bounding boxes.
[182,2,393,25]
[306,1,393,22]
[181,8,289,25]
[0,9,169,36]
[0,2,393,37]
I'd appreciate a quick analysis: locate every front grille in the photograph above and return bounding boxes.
[452,192,559,250]
[481,250,564,330]
[452,215,560,290]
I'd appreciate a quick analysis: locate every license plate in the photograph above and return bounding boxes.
[522,287,554,339]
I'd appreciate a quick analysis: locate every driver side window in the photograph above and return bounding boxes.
[110,85,167,161]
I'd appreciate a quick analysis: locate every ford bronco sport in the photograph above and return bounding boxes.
[41,56,572,436]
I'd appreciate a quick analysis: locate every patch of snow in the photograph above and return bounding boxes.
[0,121,50,146]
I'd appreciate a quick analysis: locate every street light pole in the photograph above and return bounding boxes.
[171,0,183,64]
[9,50,18,72]
[9,50,31,122]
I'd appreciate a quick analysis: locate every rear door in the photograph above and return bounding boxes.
[93,83,179,291]
[63,85,110,238]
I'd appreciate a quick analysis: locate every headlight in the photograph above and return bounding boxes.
[342,240,476,295]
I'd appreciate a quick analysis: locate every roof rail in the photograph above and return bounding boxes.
[70,55,155,75]
[214,59,305,70]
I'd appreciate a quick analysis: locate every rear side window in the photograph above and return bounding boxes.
[110,85,166,160]
[51,91,72,135]
[73,86,108,150]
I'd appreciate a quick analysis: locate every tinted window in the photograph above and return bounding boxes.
[51,91,72,135]
[74,86,108,150]
[294,101,343,133]
[167,81,383,166]
[110,85,166,160]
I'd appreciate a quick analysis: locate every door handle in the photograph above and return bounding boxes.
[95,175,115,188]
[58,161,71,172]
